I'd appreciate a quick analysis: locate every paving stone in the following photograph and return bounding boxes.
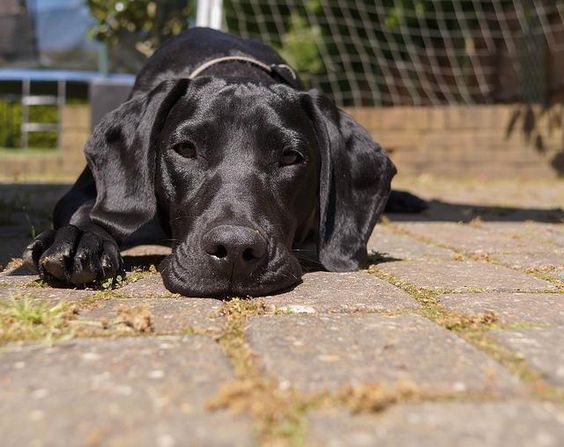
[0,286,96,302]
[546,269,564,283]
[391,222,564,276]
[0,282,224,333]
[395,222,563,255]
[368,225,456,261]
[78,297,224,332]
[495,252,564,271]
[492,223,563,248]
[0,336,253,447]
[263,271,418,314]
[492,327,564,387]
[247,314,519,393]
[121,245,172,257]
[439,293,564,325]
[307,401,564,447]
[1,180,561,445]
[377,260,555,292]
[119,274,178,298]
[121,245,172,272]
[0,265,39,288]
[393,222,513,253]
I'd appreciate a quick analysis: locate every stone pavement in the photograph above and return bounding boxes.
[0,178,563,446]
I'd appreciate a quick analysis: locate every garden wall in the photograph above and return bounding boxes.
[1,103,562,181]
[346,104,563,178]
[0,105,89,181]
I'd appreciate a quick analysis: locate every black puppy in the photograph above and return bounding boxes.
[23,27,399,297]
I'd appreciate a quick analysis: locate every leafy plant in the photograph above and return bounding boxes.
[279,14,323,76]
[87,0,193,57]
[100,274,124,290]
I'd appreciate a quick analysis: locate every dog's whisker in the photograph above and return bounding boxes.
[270,270,298,282]
[160,238,181,244]
[293,253,324,265]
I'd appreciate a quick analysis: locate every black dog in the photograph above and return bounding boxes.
[22,27,413,297]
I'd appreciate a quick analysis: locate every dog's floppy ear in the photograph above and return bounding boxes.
[84,79,189,241]
[303,90,397,271]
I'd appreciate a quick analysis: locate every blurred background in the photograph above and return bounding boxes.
[0,0,563,181]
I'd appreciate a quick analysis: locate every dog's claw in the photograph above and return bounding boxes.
[22,225,122,289]
[22,229,56,274]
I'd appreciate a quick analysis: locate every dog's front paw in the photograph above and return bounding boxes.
[22,225,123,287]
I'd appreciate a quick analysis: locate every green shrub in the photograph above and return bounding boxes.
[0,99,58,149]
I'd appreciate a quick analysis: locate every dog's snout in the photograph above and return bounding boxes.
[202,225,267,271]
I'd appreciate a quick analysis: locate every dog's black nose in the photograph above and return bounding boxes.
[202,225,267,272]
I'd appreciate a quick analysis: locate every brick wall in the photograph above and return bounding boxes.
[59,105,90,176]
[346,104,563,178]
[0,105,89,181]
[1,103,562,180]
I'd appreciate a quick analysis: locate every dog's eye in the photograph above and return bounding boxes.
[280,149,304,166]
[172,142,197,159]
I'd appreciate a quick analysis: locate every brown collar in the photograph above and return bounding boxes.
[188,55,297,85]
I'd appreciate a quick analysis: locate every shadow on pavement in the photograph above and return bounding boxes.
[1,183,562,269]
[387,199,563,223]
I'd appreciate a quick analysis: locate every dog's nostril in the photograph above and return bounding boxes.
[242,247,257,262]
[211,244,228,258]
[202,225,267,270]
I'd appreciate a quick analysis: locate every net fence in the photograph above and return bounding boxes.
[224,0,564,107]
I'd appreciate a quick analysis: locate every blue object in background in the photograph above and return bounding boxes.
[33,0,98,53]
[0,68,134,83]
[25,0,102,71]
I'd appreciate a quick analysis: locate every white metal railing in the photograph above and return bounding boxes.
[20,79,65,150]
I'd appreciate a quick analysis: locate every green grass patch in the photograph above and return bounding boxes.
[0,295,78,345]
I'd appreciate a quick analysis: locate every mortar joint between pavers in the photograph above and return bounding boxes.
[366,266,564,400]
[384,223,468,259]
[385,223,564,290]
[206,298,316,446]
[525,268,564,291]
[206,296,540,446]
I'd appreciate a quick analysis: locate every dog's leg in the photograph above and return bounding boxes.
[22,168,124,287]
[385,190,428,213]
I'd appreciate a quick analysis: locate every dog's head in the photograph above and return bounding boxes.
[85,77,396,296]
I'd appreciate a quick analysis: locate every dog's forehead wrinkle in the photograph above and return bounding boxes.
[216,80,280,96]
[208,83,284,112]
[211,111,303,153]
[173,83,309,151]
